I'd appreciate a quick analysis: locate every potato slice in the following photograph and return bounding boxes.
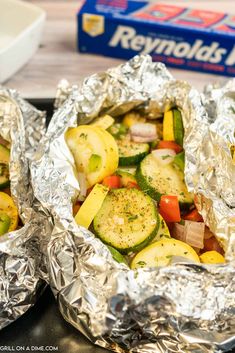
[66,125,118,187]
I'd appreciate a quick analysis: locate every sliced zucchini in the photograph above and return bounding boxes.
[107,245,128,265]
[136,153,193,208]
[118,139,149,166]
[152,214,171,243]
[173,151,185,172]
[116,170,136,187]
[131,238,200,269]
[163,109,184,146]
[0,213,11,236]
[65,125,118,187]
[0,192,18,232]
[117,166,136,175]
[173,109,184,146]
[93,188,159,254]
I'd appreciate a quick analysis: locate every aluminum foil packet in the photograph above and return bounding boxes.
[195,80,235,262]
[31,55,235,353]
[0,88,47,330]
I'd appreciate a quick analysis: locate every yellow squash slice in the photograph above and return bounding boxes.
[163,110,174,141]
[75,184,109,228]
[200,251,225,264]
[0,192,18,232]
[131,238,200,269]
[66,125,119,187]
[90,115,114,130]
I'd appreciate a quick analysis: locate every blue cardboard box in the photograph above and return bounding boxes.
[78,0,235,76]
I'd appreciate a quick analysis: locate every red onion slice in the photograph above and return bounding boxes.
[130,123,157,142]
[172,221,205,249]
[184,221,205,249]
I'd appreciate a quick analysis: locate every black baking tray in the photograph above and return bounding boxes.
[0,99,234,353]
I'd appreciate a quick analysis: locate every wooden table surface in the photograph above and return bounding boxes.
[5,0,235,99]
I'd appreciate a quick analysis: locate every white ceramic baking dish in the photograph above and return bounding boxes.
[0,0,46,83]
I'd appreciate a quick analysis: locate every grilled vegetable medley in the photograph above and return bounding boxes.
[66,109,225,268]
[0,137,19,236]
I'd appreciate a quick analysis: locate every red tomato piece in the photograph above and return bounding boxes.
[183,208,203,222]
[126,181,140,189]
[157,140,183,154]
[102,175,121,189]
[203,236,224,255]
[159,195,181,223]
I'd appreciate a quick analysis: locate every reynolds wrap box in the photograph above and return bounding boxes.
[77,0,235,76]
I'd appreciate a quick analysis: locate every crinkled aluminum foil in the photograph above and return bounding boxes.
[0,87,47,330]
[31,55,235,353]
[192,80,235,262]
